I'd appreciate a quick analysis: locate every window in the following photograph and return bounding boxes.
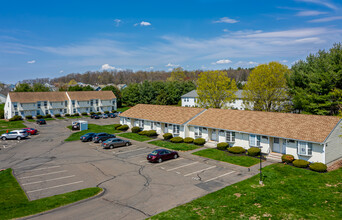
[90,100,93,105]
[249,134,261,147]
[73,109,76,113]
[64,109,67,113]
[15,111,18,116]
[194,127,202,138]
[72,100,75,107]
[20,111,24,116]
[112,100,115,105]
[138,120,144,129]
[60,109,63,113]
[298,141,312,156]
[86,108,89,111]
[36,110,40,115]
[173,125,180,136]
[97,107,99,111]
[65,101,68,106]
[45,110,48,114]
[13,102,17,109]
[96,100,98,105]
[151,121,154,130]
[44,101,47,107]
[226,131,235,142]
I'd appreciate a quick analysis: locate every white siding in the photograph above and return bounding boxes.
[325,120,342,164]
[182,97,197,107]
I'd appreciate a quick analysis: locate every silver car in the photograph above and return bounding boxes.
[1,130,29,140]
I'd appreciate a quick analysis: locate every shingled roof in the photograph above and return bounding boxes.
[120,104,205,125]
[188,108,341,143]
[67,91,115,101]
[9,92,68,103]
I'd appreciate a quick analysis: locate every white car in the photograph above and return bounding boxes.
[1,130,29,140]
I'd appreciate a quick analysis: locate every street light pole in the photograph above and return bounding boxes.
[257,146,263,185]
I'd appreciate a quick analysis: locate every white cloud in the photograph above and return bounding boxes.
[101,64,116,70]
[165,63,179,67]
[245,28,326,38]
[114,19,122,26]
[27,60,36,64]
[309,16,342,23]
[281,60,288,63]
[296,0,338,10]
[223,29,229,32]
[59,70,64,73]
[236,61,258,67]
[135,21,151,26]
[214,17,238,24]
[213,59,232,64]
[296,10,327,16]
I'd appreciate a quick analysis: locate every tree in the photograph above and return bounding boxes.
[102,85,122,107]
[288,43,342,115]
[68,85,84,91]
[167,67,186,81]
[68,79,77,86]
[32,83,50,92]
[197,71,238,108]
[243,61,290,112]
[122,83,141,106]
[14,83,33,92]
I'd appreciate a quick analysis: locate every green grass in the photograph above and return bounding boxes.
[149,140,200,151]
[117,105,130,112]
[193,148,260,167]
[44,118,56,121]
[0,120,26,132]
[56,117,65,120]
[66,116,82,119]
[26,119,35,122]
[64,124,121,141]
[0,168,101,220]
[151,164,342,219]
[117,132,152,142]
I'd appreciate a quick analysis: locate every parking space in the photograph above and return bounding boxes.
[1,134,39,150]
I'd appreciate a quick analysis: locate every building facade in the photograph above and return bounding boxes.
[4,91,116,119]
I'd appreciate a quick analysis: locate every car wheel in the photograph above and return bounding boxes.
[158,158,162,163]
[17,136,21,140]
[126,142,130,146]
[1,137,6,141]
[174,154,178,159]
[110,145,114,149]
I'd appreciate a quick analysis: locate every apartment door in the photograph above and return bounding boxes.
[273,138,280,153]
[164,124,168,133]
[282,139,287,154]
[211,129,217,141]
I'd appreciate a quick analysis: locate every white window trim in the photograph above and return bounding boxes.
[249,134,261,147]
[194,126,202,138]
[173,125,180,136]
[297,141,312,156]
[226,131,235,142]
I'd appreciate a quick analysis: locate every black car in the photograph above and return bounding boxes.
[108,113,116,118]
[93,133,116,143]
[91,114,100,119]
[36,119,46,125]
[101,138,131,149]
[80,133,97,142]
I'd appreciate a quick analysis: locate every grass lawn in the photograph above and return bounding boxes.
[44,118,56,121]
[65,124,121,141]
[0,120,26,133]
[117,132,152,142]
[193,148,261,167]
[65,116,82,119]
[149,140,200,151]
[55,117,65,120]
[117,105,130,112]
[26,119,36,122]
[0,168,101,220]
[151,164,342,219]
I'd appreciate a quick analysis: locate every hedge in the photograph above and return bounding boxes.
[228,146,246,154]
[81,112,88,116]
[117,125,129,131]
[163,133,173,140]
[146,130,157,137]
[113,124,122,129]
[104,111,109,114]
[90,112,95,115]
[131,126,141,133]
[44,114,52,118]
[54,114,61,117]
[138,130,148,135]
[25,115,33,119]
[97,112,102,115]
[111,110,117,113]
[309,162,327,172]
[36,115,43,119]
[9,115,22,121]
[194,138,205,145]
[184,137,194,143]
[293,159,310,168]
[217,142,229,150]
[281,154,295,163]
[247,147,261,156]
[170,137,184,143]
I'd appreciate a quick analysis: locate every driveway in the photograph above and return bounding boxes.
[0,117,264,219]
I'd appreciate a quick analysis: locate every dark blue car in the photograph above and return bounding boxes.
[80,133,97,142]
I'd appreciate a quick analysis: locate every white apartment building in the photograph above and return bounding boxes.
[4,91,116,119]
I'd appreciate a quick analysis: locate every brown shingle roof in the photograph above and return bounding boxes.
[120,104,205,125]
[9,92,68,103]
[67,91,115,101]
[188,108,340,143]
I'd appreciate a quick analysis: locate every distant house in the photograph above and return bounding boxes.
[0,94,6,104]
[119,104,342,165]
[181,90,245,110]
[4,91,116,119]
[117,84,127,90]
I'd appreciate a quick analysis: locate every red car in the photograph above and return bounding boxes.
[23,128,38,135]
[147,149,179,163]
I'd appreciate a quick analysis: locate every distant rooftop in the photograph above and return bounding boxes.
[181,90,243,99]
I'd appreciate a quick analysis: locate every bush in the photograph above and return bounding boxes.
[104,111,109,114]
[228,146,246,154]
[131,126,141,133]
[113,124,122,130]
[74,113,81,116]
[117,125,129,131]
[97,112,102,115]
[281,154,295,163]
[111,110,117,113]
[184,137,194,143]
[9,115,22,121]
[146,130,157,137]
[138,130,148,135]
[90,112,95,115]
[194,138,206,145]
[170,137,184,143]
[65,114,70,117]
[309,162,327,172]
[217,142,229,150]
[293,159,310,168]
[163,133,173,140]
[36,115,43,119]
[81,112,88,116]
[44,114,52,118]
[247,147,261,156]
[54,114,61,118]
[25,115,33,119]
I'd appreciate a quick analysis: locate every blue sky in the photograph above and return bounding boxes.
[1,0,342,84]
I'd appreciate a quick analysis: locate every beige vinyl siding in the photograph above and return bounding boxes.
[325,120,342,164]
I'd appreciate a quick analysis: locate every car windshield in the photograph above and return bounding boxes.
[150,150,159,155]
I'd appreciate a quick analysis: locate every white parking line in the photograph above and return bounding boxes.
[28,166,61,171]
[26,181,84,193]
[15,163,47,169]
[167,162,199,171]
[184,166,217,177]
[154,158,184,166]
[127,152,148,158]
[22,175,75,186]
[115,147,146,155]
[19,170,68,179]
[204,171,236,183]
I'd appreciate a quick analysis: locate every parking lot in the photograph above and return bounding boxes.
[0,117,258,219]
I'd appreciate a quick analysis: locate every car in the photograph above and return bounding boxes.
[80,133,97,142]
[101,114,108,119]
[22,128,38,135]
[93,133,116,143]
[108,113,116,118]
[36,119,46,125]
[1,130,29,140]
[101,138,131,149]
[147,149,179,163]
[91,114,100,119]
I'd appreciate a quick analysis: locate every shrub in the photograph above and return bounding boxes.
[309,162,327,172]
[54,114,61,118]
[36,115,43,119]
[293,159,310,168]
[146,130,157,137]
[97,112,102,115]
[90,112,95,115]
[247,147,261,156]
[217,142,229,150]
[194,138,206,145]
[184,137,194,143]
[117,125,129,131]
[131,126,141,133]
[44,114,52,118]
[9,115,22,121]
[25,115,33,119]
[104,111,109,114]
[111,110,117,113]
[170,137,184,143]
[138,130,148,135]
[113,124,122,130]
[81,112,88,116]
[228,146,246,154]
[75,113,81,116]
[65,114,70,117]
[281,154,295,163]
[163,133,173,140]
